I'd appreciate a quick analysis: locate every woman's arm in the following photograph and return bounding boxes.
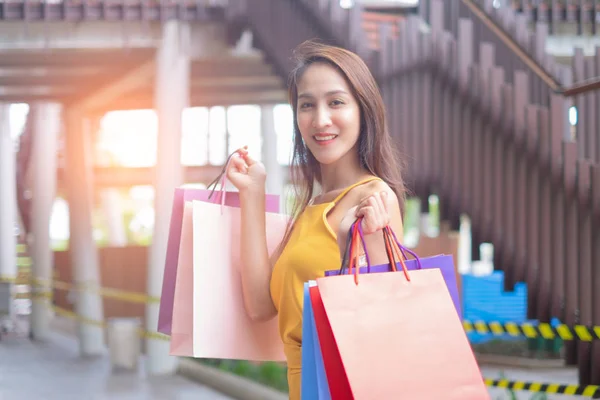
[227,150,278,322]
[239,189,278,321]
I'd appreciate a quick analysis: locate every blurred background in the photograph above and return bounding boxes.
[0,1,599,399]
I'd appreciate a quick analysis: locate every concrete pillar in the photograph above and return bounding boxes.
[0,104,17,315]
[146,20,190,375]
[64,107,105,356]
[260,104,285,205]
[29,103,61,341]
[100,189,127,247]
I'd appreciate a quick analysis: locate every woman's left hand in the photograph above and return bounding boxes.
[355,191,392,234]
[337,189,402,266]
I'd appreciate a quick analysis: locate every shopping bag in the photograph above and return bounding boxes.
[313,221,488,399]
[191,199,288,361]
[324,223,462,319]
[310,284,352,400]
[301,281,331,400]
[169,202,194,355]
[158,184,280,335]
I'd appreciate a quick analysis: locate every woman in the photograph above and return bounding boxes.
[226,40,406,399]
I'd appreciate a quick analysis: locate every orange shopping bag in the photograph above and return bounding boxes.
[313,221,489,399]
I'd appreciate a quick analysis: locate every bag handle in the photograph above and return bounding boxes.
[339,219,363,273]
[339,219,398,275]
[384,226,424,270]
[206,147,247,213]
[357,221,410,283]
[340,218,411,284]
[356,219,424,272]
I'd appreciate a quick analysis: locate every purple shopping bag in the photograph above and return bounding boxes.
[325,222,462,319]
[157,186,280,335]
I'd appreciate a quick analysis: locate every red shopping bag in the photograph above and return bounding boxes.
[312,221,489,399]
[308,221,365,399]
[309,285,352,400]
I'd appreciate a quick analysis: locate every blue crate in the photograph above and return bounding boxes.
[461,271,528,344]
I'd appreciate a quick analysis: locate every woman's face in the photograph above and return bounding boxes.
[295,62,361,166]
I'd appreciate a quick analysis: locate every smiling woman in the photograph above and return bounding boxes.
[225,39,406,400]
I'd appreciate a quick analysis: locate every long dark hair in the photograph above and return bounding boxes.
[281,40,406,248]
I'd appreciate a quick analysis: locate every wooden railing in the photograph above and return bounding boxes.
[361,10,404,50]
[416,0,599,385]
[499,0,599,35]
[0,0,229,22]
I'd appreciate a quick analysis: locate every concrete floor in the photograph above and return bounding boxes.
[0,329,233,400]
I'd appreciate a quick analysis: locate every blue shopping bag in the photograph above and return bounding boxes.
[301,281,331,400]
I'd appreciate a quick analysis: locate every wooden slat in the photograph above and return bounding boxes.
[525,104,540,318]
[573,49,587,158]
[442,35,457,223]
[502,83,516,289]
[492,67,506,264]
[399,18,412,189]
[536,106,552,322]
[584,54,597,162]
[420,31,433,195]
[430,17,446,191]
[550,94,567,319]
[466,65,480,225]
[513,70,529,284]
[450,37,462,226]
[471,65,484,259]
[591,164,600,383]
[562,141,579,327]
[408,17,422,195]
[391,28,403,160]
[577,159,593,384]
[592,50,600,383]
[455,19,473,219]
[481,43,496,243]
[596,48,600,163]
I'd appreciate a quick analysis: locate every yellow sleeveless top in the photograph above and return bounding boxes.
[269,177,381,371]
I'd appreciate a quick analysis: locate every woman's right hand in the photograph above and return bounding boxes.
[226,147,267,194]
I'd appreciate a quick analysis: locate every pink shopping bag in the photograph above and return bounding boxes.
[169,202,195,355]
[188,199,288,361]
[158,185,280,335]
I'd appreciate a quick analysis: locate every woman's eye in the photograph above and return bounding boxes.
[300,102,313,109]
[331,99,344,106]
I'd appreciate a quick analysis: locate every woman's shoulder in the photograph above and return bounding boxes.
[358,177,397,200]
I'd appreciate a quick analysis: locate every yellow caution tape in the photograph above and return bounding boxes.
[464,320,600,342]
[47,303,170,341]
[485,379,600,398]
[23,277,161,304]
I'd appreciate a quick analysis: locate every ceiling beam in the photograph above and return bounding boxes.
[0,94,66,103]
[191,58,273,78]
[0,48,154,68]
[92,88,288,113]
[0,21,162,49]
[0,67,119,86]
[123,74,284,93]
[190,75,283,89]
[56,165,292,189]
[71,60,155,111]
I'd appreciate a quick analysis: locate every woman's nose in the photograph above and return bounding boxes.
[313,106,332,129]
